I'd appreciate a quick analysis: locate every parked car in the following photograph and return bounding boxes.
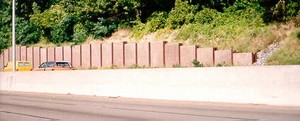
[35,61,74,71]
[4,61,32,72]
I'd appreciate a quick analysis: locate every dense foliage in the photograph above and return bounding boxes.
[0,0,299,52]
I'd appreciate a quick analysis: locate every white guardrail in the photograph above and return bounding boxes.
[1,66,300,106]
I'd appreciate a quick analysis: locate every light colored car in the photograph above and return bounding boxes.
[35,61,74,71]
[4,61,33,72]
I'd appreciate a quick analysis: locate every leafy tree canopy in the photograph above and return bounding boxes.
[0,0,299,52]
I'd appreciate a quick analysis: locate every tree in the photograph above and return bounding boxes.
[16,18,41,45]
[0,0,12,52]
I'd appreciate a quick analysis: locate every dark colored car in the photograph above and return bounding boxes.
[35,61,74,71]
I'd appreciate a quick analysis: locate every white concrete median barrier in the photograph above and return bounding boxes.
[1,66,300,107]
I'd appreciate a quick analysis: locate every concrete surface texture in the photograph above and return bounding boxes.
[137,42,150,67]
[40,48,47,65]
[165,43,181,67]
[55,47,63,61]
[47,47,55,61]
[102,42,113,67]
[150,41,166,67]
[81,44,91,69]
[180,45,197,67]
[91,43,102,68]
[1,41,255,70]
[3,49,9,67]
[26,47,33,66]
[1,91,299,121]
[124,43,137,67]
[63,46,72,63]
[197,47,215,66]
[233,53,255,66]
[15,46,20,61]
[33,47,40,68]
[113,42,126,67]
[0,66,299,107]
[20,46,27,61]
[214,50,233,65]
[0,54,3,70]
[71,45,81,67]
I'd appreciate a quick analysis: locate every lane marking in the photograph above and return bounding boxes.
[99,106,260,121]
[11,98,75,106]
[0,110,59,120]
[3,97,260,120]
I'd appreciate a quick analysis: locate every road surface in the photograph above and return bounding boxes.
[0,91,299,121]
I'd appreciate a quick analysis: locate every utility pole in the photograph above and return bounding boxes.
[12,0,16,72]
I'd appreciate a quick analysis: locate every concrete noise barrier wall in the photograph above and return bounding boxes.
[137,42,150,67]
[165,43,181,67]
[0,66,299,107]
[55,47,63,61]
[0,41,256,70]
[26,47,33,67]
[125,43,137,67]
[0,54,3,70]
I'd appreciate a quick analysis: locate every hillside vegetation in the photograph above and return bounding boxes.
[0,0,299,65]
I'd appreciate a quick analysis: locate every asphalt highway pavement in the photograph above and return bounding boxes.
[0,91,299,121]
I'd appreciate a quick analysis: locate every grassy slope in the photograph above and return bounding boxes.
[267,27,300,65]
[30,20,300,65]
[139,20,300,65]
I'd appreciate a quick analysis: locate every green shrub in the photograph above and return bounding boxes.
[216,62,231,67]
[132,12,168,38]
[30,4,67,28]
[50,25,70,44]
[0,2,12,52]
[166,0,198,29]
[16,19,41,45]
[271,0,300,21]
[194,8,220,25]
[285,0,300,19]
[92,18,118,39]
[0,36,10,53]
[176,5,266,52]
[172,64,181,68]
[72,23,88,44]
[50,16,73,44]
[192,59,204,67]
[145,12,168,32]
[132,20,147,38]
[0,26,11,53]
[129,64,143,69]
